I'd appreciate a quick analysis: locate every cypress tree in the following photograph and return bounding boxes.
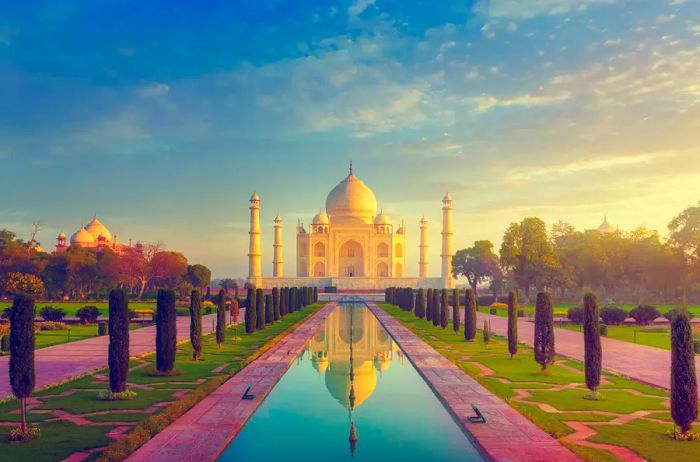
[10,294,35,434]
[230,298,239,327]
[216,289,226,346]
[534,292,555,373]
[313,286,319,303]
[156,289,177,373]
[108,289,129,393]
[281,287,288,316]
[245,288,256,334]
[440,289,448,328]
[265,294,273,324]
[426,288,433,322]
[273,287,281,321]
[671,308,698,436]
[415,288,426,319]
[256,288,265,330]
[464,289,477,341]
[583,293,602,399]
[452,288,460,332]
[408,289,415,313]
[432,289,440,327]
[507,290,518,359]
[189,290,203,360]
[483,320,490,345]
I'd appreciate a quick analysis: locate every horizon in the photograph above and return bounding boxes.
[1,0,699,278]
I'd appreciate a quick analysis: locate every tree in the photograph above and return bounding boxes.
[273,287,281,321]
[9,294,35,434]
[313,286,319,302]
[534,292,555,373]
[415,288,426,319]
[500,218,560,298]
[2,272,44,297]
[452,241,500,297]
[150,251,188,290]
[265,294,273,324]
[118,242,163,298]
[426,288,433,322]
[216,289,226,346]
[256,288,265,330]
[483,320,490,345]
[440,289,448,328]
[108,289,129,394]
[186,264,212,291]
[452,289,460,332]
[507,291,518,359]
[432,289,440,327]
[671,308,698,437]
[583,293,602,399]
[464,289,477,341]
[189,290,203,360]
[669,202,700,288]
[155,289,177,373]
[245,288,256,334]
[280,287,287,317]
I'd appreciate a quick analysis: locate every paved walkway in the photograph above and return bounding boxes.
[0,312,222,399]
[369,303,581,462]
[477,311,700,390]
[126,303,335,462]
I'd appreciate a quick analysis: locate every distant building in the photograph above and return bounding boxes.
[596,216,616,234]
[55,215,128,254]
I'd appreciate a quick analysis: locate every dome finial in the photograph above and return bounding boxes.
[349,160,353,176]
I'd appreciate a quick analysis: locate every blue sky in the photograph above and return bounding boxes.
[1,0,699,277]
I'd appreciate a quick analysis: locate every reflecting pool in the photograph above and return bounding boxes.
[218,302,484,461]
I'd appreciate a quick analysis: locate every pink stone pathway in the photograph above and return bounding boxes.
[0,312,221,400]
[367,303,581,462]
[125,303,336,462]
[476,311,700,390]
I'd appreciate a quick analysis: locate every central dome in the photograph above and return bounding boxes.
[325,168,377,225]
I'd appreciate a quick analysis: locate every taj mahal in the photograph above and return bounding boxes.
[247,163,455,290]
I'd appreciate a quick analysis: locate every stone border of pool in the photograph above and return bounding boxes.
[366,302,582,462]
[125,303,336,462]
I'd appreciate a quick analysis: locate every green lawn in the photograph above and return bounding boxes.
[559,324,690,351]
[380,303,700,462]
[0,301,169,318]
[0,303,322,462]
[35,323,145,349]
[484,303,700,319]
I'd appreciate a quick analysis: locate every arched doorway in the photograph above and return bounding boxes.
[394,262,403,277]
[377,262,388,277]
[339,240,364,277]
[314,261,325,277]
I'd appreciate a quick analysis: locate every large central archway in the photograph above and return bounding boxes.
[338,240,364,277]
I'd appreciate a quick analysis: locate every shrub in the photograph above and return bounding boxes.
[10,294,36,434]
[76,306,101,324]
[600,324,608,337]
[694,340,700,355]
[97,390,137,401]
[567,307,584,324]
[517,309,525,317]
[108,289,129,394]
[452,289,460,332]
[671,309,698,436]
[477,295,495,306]
[583,293,602,398]
[630,305,661,325]
[39,306,66,322]
[600,306,628,325]
[155,289,177,373]
[464,289,477,341]
[98,321,108,336]
[37,322,67,331]
[256,289,265,330]
[534,292,555,372]
[127,309,138,321]
[189,290,202,360]
[216,290,226,346]
[489,308,497,315]
[491,302,507,309]
[507,291,518,359]
[1,334,9,352]
[204,306,213,315]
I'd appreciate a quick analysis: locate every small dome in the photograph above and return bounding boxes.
[250,192,260,201]
[57,232,67,239]
[598,217,615,234]
[326,166,378,225]
[70,227,95,246]
[312,210,330,225]
[374,210,392,225]
[85,216,112,242]
[443,192,453,202]
[274,214,282,223]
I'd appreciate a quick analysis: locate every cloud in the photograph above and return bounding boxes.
[137,83,170,97]
[475,0,618,20]
[348,0,376,17]
[473,91,573,113]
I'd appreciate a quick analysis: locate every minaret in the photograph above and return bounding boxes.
[441,193,455,288]
[273,214,283,277]
[419,216,429,279]
[248,192,262,287]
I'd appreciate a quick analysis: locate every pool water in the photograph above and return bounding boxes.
[218,302,484,461]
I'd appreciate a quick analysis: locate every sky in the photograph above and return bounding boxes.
[1,0,699,278]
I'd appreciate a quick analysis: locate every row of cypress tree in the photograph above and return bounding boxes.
[243,286,318,334]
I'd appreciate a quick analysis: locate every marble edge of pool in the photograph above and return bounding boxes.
[365,302,583,462]
[124,303,337,462]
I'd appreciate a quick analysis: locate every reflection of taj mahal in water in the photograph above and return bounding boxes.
[307,305,399,410]
[247,163,456,289]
